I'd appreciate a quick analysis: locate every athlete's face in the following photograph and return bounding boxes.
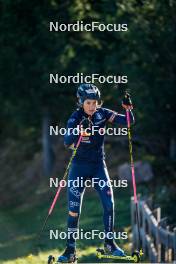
[83,99,98,116]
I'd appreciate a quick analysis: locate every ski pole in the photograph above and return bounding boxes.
[38,133,83,238]
[126,109,143,254]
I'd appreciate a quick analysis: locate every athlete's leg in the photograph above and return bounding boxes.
[93,161,114,237]
[58,163,88,262]
[93,161,126,257]
[66,163,86,248]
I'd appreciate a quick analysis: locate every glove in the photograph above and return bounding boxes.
[122,92,133,110]
[80,117,92,136]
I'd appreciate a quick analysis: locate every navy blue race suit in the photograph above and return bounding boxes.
[64,107,134,247]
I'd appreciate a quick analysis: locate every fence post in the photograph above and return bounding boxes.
[159,217,167,262]
[142,201,146,255]
[148,211,152,261]
[174,227,176,263]
[154,207,161,262]
[166,226,171,262]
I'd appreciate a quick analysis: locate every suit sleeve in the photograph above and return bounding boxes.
[103,108,135,125]
[64,115,80,147]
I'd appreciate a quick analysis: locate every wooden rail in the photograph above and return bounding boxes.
[131,197,176,263]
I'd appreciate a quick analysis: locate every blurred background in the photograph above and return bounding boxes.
[0,0,175,263]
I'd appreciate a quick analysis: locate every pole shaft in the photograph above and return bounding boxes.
[126,110,142,250]
[39,134,82,237]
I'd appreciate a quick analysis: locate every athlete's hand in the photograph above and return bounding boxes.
[68,143,76,150]
[80,117,92,129]
[122,92,133,110]
[79,117,92,136]
[64,143,76,150]
[80,128,91,136]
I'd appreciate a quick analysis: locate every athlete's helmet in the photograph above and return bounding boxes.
[77,84,101,105]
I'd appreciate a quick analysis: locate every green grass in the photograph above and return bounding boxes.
[0,186,134,264]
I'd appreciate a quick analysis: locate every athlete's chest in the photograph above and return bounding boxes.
[91,111,106,127]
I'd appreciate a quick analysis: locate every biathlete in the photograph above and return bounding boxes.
[58,84,134,262]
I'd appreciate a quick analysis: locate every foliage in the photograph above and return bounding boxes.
[0,0,175,146]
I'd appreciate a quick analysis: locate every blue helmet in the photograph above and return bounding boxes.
[77,84,101,105]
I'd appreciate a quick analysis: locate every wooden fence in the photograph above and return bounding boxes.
[131,197,176,263]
